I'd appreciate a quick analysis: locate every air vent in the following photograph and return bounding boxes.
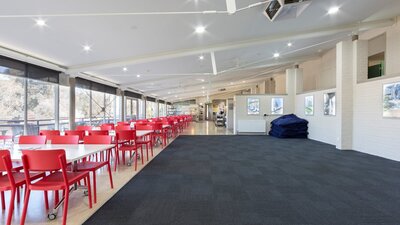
[264,0,312,22]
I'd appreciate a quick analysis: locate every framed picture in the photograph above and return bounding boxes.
[383,82,400,118]
[271,97,284,115]
[247,98,260,115]
[323,92,336,116]
[305,95,314,116]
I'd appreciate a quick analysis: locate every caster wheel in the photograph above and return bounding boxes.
[83,190,89,196]
[48,213,57,220]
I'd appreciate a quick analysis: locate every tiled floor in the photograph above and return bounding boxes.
[0,121,229,225]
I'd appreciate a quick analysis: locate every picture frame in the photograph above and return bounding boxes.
[271,97,284,115]
[305,95,314,116]
[247,98,260,115]
[323,92,336,116]
[383,82,400,118]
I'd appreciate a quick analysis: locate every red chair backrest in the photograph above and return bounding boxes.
[39,130,60,141]
[83,135,112,144]
[116,130,136,142]
[0,150,16,186]
[64,130,85,141]
[21,149,66,172]
[76,125,93,131]
[88,130,109,136]
[151,123,163,130]
[51,135,79,144]
[0,135,13,141]
[115,125,131,131]
[117,122,130,126]
[100,124,114,131]
[19,136,46,144]
[39,130,60,136]
[135,124,153,130]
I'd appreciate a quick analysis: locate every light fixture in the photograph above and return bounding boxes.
[230,82,234,85]
[136,74,141,78]
[201,86,205,89]
[83,45,91,52]
[168,91,171,94]
[328,6,339,15]
[35,18,46,27]
[199,55,204,60]
[195,26,206,34]
[175,95,178,98]
[122,67,128,72]
[287,42,292,47]
[242,81,246,83]
[200,79,205,82]
[273,53,280,58]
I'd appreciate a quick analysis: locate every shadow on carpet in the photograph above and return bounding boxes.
[84,135,400,225]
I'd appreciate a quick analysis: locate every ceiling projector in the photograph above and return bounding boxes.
[264,0,312,22]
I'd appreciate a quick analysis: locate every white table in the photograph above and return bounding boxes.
[10,144,115,162]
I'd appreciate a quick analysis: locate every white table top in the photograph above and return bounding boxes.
[136,130,153,136]
[9,144,115,162]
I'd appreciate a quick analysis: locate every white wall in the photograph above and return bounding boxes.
[274,73,286,94]
[234,94,291,133]
[353,76,400,161]
[295,89,338,145]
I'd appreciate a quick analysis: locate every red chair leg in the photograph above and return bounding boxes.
[44,191,49,210]
[16,187,20,203]
[1,191,5,210]
[92,171,97,204]
[107,162,114,189]
[87,176,92,209]
[134,150,138,171]
[20,189,31,225]
[140,148,144,164]
[62,188,69,225]
[145,144,149,161]
[114,150,119,172]
[7,188,16,225]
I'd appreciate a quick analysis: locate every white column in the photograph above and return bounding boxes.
[69,77,76,130]
[285,68,303,114]
[336,40,354,150]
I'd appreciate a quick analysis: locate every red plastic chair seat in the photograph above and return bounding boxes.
[0,172,44,190]
[28,171,89,191]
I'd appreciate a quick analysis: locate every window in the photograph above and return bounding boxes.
[146,101,157,118]
[0,72,25,138]
[159,103,166,117]
[59,85,70,130]
[27,79,56,134]
[105,93,117,123]
[138,99,144,119]
[75,87,91,126]
[125,98,138,121]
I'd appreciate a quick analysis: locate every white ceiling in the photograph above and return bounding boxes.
[1,0,400,101]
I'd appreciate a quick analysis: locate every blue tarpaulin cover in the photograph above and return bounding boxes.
[269,114,308,138]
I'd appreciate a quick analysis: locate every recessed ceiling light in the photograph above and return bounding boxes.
[83,45,91,52]
[230,82,234,85]
[195,26,206,34]
[201,86,205,89]
[175,95,178,98]
[35,18,46,27]
[122,67,128,72]
[168,91,171,94]
[273,53,280,58]
[202,91,205,94]
[199,55,204,60]
[242,81,246,83]
[136,74,141,78]
[328,6,339,15]
[287,42,292,47]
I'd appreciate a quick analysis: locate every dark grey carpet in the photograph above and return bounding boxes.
[84,135,400,225]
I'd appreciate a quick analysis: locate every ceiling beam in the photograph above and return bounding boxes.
[210,52,218,75]
[67,18,395,73]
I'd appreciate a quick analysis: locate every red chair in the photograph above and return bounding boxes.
[150,123,167,148]
[51,135,79,144]
[20,149,92,225]
[115,125,131,131]
[135,124,154,160]
[64,130,85,142]
[80,136,114,203]
[88,130,109,136]
[0,136,12,145]
[115,130,142,171]
[39,130,60,143]
[19,135,46,144]
[0,150,45,225]
[76,125,93,131]
[100,124,114,130]
[117,122,130,126]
